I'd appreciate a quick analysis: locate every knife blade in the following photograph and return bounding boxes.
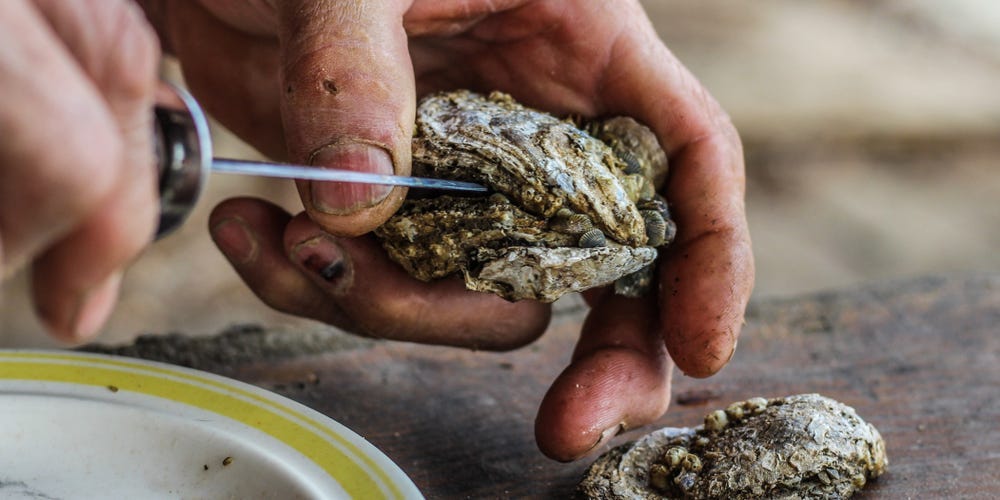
[211,158,487,192]
[153,80,487,238]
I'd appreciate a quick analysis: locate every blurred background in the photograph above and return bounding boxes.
[2,0,998,346]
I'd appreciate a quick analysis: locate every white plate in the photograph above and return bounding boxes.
[0,350,423,499]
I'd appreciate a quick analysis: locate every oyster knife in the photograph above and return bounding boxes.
[210,159,486,192]
[153,81,485,237]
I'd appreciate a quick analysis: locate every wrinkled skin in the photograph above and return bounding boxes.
[161,0,754,462]
[1,0,754,462]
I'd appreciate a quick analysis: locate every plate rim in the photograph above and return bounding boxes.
[0,349,422,499]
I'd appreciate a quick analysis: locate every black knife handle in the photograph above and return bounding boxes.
[152,81,211,238]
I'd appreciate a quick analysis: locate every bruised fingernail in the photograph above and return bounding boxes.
[70,271,123,342]
[309,142,395,215]
[291,234,353,292]
[210,218,257,265]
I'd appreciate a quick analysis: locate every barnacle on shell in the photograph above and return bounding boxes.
[640,210,669,248]
[375,90,673,302]
[578,394,888,500]
[578,228,608,249]
[550,210,595,235]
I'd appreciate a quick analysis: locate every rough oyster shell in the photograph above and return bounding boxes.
[411,90,651,246]
[375,90,671,302]
[578,394,887,499]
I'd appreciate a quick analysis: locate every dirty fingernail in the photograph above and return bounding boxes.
[310,142,395,215]
[291,234,352,291]
[211,218,257,265]
[71,271,123,341]
[586,423,626,458]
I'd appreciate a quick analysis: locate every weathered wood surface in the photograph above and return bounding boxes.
[89,274,1000,498]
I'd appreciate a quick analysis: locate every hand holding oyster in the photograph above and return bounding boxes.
[375,90,675,302]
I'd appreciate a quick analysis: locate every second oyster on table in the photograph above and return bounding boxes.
[375,90,674,302]
[578,394,888,499]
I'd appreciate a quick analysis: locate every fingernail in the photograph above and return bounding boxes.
[71,272,123,341]
[309,142,395,215]
[586,423,626,457]
[211,218,257,265]
[291,234,352,292]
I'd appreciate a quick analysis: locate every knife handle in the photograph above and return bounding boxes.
[152,81,212,238]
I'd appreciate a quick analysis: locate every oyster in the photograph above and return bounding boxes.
[578,394,887,499]
[375,91,674,302]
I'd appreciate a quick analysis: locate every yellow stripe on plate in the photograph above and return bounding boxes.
[0,351,405,499]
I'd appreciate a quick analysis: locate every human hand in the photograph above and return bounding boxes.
[151,0,754,461]
[0,0,160,342]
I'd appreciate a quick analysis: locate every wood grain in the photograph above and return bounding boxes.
[89,274,1000,498]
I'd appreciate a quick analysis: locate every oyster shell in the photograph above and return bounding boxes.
[375,90,673,302]
[578,394,887,499]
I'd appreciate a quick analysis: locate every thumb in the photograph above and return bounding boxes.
[276,0,414,236]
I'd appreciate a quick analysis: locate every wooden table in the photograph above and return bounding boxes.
[88,274,1000,498]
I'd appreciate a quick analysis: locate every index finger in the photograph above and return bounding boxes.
[601,8,755,377]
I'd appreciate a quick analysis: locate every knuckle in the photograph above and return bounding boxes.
[35,118,126,216]
[77,185,158,270]
[91,0,160,103]
[713,110,743,154]
[69,122,126,184]
[37,0,161,102]
[0,106,126,261]
[111,5,160,99]
[97,225,148,269]
[253,279,317,318]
